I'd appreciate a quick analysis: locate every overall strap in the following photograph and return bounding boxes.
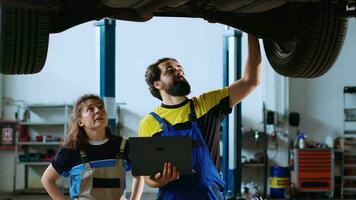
[116,138,127,160]
[189,99,201,148]
[150,112,164,124]
[150,112,168,130]
[189,99,197,121]
[79,151,92,170]
[189,99,198,129]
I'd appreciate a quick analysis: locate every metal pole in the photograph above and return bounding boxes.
[222,28,230,198]
[222,28,242,199]
[94,18,116,134]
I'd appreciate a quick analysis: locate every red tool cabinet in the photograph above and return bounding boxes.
[295,148,334,197]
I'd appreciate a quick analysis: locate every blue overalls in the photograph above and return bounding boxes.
[150,100,225,200]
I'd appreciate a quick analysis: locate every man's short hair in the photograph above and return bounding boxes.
[145,57,177,100]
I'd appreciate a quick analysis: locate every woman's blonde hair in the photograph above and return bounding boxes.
[64,94,113,150]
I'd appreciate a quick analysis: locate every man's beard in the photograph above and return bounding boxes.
[166,80,191,97]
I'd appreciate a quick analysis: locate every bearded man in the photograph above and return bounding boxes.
[138,34,262,200]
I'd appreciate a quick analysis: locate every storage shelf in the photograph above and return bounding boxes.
[345,120,356,122]
[342,87,356,198]
[344,140,356,145]
[28,104,72,108]
[0,146,15,150]
[14,104,71,192]
[20,122,67,125]
[343,188,356,193]
[344,152,356,156]
[345,108,356,110]
[344,164,356,168]
[242,163,264,167]
[14,188,69,194]
[345,131,356,134]
[344,87,356,94]
[17,162,50,166]
[19,142,60,145]
[15,188,48,194]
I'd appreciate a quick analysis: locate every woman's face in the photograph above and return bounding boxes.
[78,98,108,132]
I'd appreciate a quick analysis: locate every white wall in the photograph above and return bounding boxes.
[289,18,356,143]
[115,18,227,137]
[0,21,99,192]
[3,21,99,108]
[0,17,275,192]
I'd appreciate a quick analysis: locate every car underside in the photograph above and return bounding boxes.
[0,0,355,77]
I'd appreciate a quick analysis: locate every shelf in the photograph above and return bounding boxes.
[342,87,356,197]
[20,122,67,125]
[343,164,356,168]
[14,188,69,194]
[242,163,264,167]
[17,162,50,166]
[19,142,61,145]
[0,120,17,124]
[345,130,356,134]
[344,87,356,94]
[28,104,72,108]
[14,103,71,193]
[344,135,356,140]
[344,176,356,180]
[15,188,48,194]
[344,140,356,145]
[0,146,15,150]
[344,152,356,156]
[343,188,356,193]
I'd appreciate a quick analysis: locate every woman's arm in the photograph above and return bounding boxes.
[41,164,67,200]
[130,176,144,200]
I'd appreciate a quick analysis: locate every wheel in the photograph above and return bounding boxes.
[263,2,348,78]
[0,5,50,74]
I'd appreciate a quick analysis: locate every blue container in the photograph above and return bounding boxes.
[270,166,290,198]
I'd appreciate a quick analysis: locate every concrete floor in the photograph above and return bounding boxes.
[0,192,350,200]
[0,195,351,200]
[0,193,157,200]
[0,194,349,200]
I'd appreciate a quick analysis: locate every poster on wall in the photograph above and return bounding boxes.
[0,121,17,146]
[2,127,13,144]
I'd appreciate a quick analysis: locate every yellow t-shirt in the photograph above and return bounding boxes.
[138,87,231,170]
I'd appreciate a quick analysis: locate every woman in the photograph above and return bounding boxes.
[41,94,144,200]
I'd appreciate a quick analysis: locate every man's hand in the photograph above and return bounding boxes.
[144,162,180,188]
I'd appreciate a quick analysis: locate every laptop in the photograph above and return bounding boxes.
[129,136,193,176]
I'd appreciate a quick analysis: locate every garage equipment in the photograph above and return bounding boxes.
[295,148,334,198]
[341,86,356,198]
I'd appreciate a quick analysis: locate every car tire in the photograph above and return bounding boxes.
[0,6,50,74]
[263,2,348,78]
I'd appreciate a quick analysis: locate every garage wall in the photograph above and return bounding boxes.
[0,17,275,192]
[290,19,356,144]
[114,18,228,138]
[0,21,99,192]
[114,18,269,138]
[3,22,99,109]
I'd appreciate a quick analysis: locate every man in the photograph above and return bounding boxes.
[138,34,261,199]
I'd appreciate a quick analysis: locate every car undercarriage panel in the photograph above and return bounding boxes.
[210,0,286,13]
